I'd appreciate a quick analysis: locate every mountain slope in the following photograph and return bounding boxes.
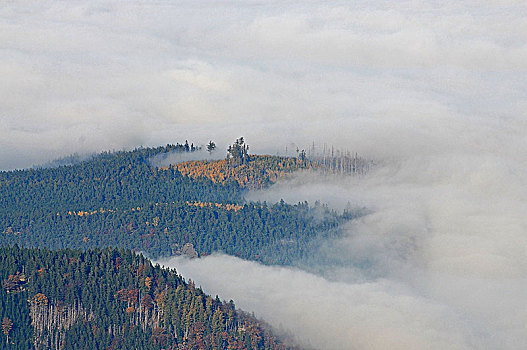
[0,144,358,262]
[0,245,292,350]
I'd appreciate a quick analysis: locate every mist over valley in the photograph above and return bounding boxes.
[1,1,526,349]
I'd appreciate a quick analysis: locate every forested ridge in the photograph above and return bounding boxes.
[0,144,242,213]
[0,140,361,349]
[0,246,292,349]
[0,142,359,262]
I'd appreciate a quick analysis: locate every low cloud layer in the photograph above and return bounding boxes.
[3,1,527,349]
[161,143,527,349]
[163,254,486,350]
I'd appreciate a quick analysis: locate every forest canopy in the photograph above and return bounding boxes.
[0,141,360,262]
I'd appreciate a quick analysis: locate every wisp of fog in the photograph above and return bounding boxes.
[2,0,526,349]
[165,141,527,349]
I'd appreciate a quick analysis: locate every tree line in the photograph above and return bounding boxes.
[0,245,294,349]
[0,142,359,263]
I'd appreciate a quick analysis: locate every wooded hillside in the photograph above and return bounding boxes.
[0,144,359,262]
[0,246,292,350]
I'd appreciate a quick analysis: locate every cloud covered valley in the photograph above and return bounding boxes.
[2,1,527,349]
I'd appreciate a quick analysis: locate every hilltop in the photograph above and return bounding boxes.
[0,141,359,262]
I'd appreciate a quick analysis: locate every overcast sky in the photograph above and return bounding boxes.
[2,1,527,349]
[1,0,526,169]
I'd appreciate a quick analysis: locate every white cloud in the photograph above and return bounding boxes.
[160,254,487,350]
[3,1,527,348]
[239,147,527,349]
[1,0,526,168]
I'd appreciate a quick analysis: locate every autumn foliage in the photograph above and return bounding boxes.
[170,155,316,189]
[2,317,13,336]
[2,272,27,293]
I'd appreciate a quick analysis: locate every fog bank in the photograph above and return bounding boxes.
[161,146,527,349]
[3,1,527,349]
[2,0,526,169]
[161,253,485,350]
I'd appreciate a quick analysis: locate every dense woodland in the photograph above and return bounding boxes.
[0,198,356,264]
[0,140,363,349]
[0,246,291,349]
[0,142,359,263]
[0,144,242,213]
